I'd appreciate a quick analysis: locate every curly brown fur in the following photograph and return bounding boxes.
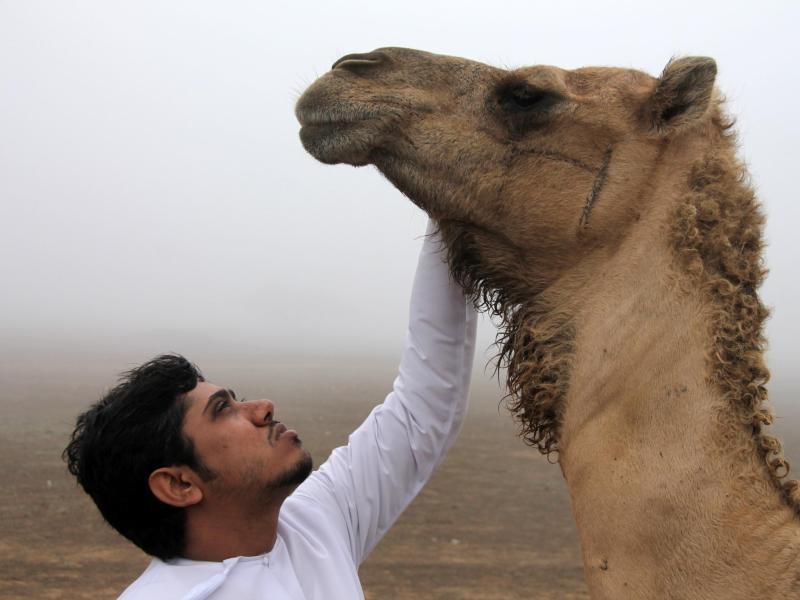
[671,116,800,513]
[501,306,574,455]
[436,219,575,455]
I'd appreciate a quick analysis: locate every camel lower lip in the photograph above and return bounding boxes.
[299,123,342,140]
[298,122,376,166]
[299,120,361,142]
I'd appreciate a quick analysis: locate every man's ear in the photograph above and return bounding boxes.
[149,466,204,508]
[647,56,717,134]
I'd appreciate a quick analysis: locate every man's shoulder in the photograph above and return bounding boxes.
[118,559,178,599]
[117,557,220,599]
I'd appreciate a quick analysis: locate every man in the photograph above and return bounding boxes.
[64,221,477,599]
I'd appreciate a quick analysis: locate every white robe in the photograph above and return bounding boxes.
[119,224,478,600]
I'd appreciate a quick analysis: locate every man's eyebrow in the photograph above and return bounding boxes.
[202,389,236,416]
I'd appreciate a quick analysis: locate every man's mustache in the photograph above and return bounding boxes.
[266,420,282,445]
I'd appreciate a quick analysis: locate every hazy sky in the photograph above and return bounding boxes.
[1,2,798,396]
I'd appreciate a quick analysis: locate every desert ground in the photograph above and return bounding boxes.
[1,350,798,599]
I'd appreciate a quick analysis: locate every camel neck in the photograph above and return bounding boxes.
[553,201,800,598]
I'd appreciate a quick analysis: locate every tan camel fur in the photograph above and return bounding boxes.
[296,48,800,598]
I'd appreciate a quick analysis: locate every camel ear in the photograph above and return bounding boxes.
[149,466,204,508]
[648,56,717,134]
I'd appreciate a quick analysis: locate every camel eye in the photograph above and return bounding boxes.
[509,86,545,109]
[495,82,563,136]
[498,84,561,114]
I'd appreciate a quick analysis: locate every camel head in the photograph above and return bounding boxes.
[296,47,717,299]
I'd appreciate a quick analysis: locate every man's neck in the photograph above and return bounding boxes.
[181,494,286,562]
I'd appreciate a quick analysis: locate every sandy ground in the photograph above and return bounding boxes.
[1,354,797,599]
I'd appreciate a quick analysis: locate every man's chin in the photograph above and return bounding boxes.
[274,452,313,490]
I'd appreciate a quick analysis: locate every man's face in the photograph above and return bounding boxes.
[180,381,312,504]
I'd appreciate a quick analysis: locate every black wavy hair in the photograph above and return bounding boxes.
[63,354,213,559]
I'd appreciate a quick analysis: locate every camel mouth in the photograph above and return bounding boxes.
[295,102,382,128]
[298,119,372,140]
[296,110,372,129]
[298,118,376,145]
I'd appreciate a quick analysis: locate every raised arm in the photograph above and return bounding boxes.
[287,220,478,564]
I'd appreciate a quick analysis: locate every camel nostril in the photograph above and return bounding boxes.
[331,51,389,73]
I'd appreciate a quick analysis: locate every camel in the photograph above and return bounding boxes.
[295,48,800,598]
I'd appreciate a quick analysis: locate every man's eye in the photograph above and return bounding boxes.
[214,399,231,414]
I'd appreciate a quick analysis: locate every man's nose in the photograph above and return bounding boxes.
[246,398,275,425]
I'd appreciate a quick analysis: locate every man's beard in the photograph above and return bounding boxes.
[270,451,313,491]
[203,450,314,506]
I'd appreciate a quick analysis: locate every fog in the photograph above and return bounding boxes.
[1,2,797,409]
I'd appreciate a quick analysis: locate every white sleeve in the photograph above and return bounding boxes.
[290,219,478,565]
